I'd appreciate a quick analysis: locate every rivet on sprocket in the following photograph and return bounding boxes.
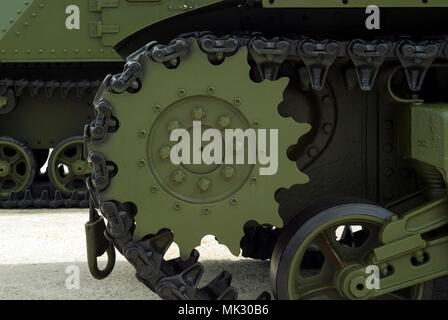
[233,97,242,106]
[177,88,186,97]
[230,197,238,206]
[138,129,147,138]
[153,104,161,113]
[151,185,159,193]
[202,207,211,215]
[174,202,182,211]
[207,86,215,95]
[252,120,261,128]
[137,159,146,167]
[249,176,258,184]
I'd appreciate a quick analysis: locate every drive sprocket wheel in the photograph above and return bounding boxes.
[90,38,310,258]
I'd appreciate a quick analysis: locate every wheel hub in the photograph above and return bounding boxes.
[149,95,254,204]
[0,161,9,177]
[336,264,372,299]
[71,159,89,175]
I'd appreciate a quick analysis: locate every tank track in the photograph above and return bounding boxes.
[86,31,448,300]
[0,78,101,99]
[1,188,89,209]
[0,79,101,209]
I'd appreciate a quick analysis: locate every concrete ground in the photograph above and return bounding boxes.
[0,209,271,300]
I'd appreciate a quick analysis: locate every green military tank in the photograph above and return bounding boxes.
[2,0,448,299]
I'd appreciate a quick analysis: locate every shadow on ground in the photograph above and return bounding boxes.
[0,258,271,300]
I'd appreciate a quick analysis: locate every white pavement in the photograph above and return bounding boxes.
[0,209,271,300]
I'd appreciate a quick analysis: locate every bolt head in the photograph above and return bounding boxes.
[158,146,171,161]
[197,178,211,192]
[171,171,185,184]
[191,107,205,120]
[217,115,231,129]
[322,95,332,105]
[151,185,159,193]
[167,120,181,133]
[230,197,238,206]
[322,123,333,134]
[221,166,235,180]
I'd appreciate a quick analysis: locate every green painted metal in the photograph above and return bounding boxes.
[338,231,448,298]
[397,103,448,178]
[278,211,424,299]
[286,214,386,299]
[0,89,94,149]
[330,100,448,298]
[262,0,448,8]
[0,0,224,63]
[0,95,7,108]
[0,138,35,198]
[85,215,116,280]
[90,39,311,258]
[369,236,448,297]
[48,137,91,195]
[0,0,447,299]
[380,197,448,244]
[333,101,448,299]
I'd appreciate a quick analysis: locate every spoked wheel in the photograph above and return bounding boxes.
[48,136,90,196]
[0,137,36,199]
[270,200,428,300]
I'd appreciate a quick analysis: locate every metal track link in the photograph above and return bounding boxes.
[1,188,89,209]
[0,79,102,99]
[86,32,448,300]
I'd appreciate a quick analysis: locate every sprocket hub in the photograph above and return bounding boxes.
[91,39,311,257]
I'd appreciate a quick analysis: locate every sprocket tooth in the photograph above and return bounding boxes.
[201,270,236,300]
[181,263,203,288]
[150,230,174,255]
[167,249,200,273]
[176,234,205,260]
